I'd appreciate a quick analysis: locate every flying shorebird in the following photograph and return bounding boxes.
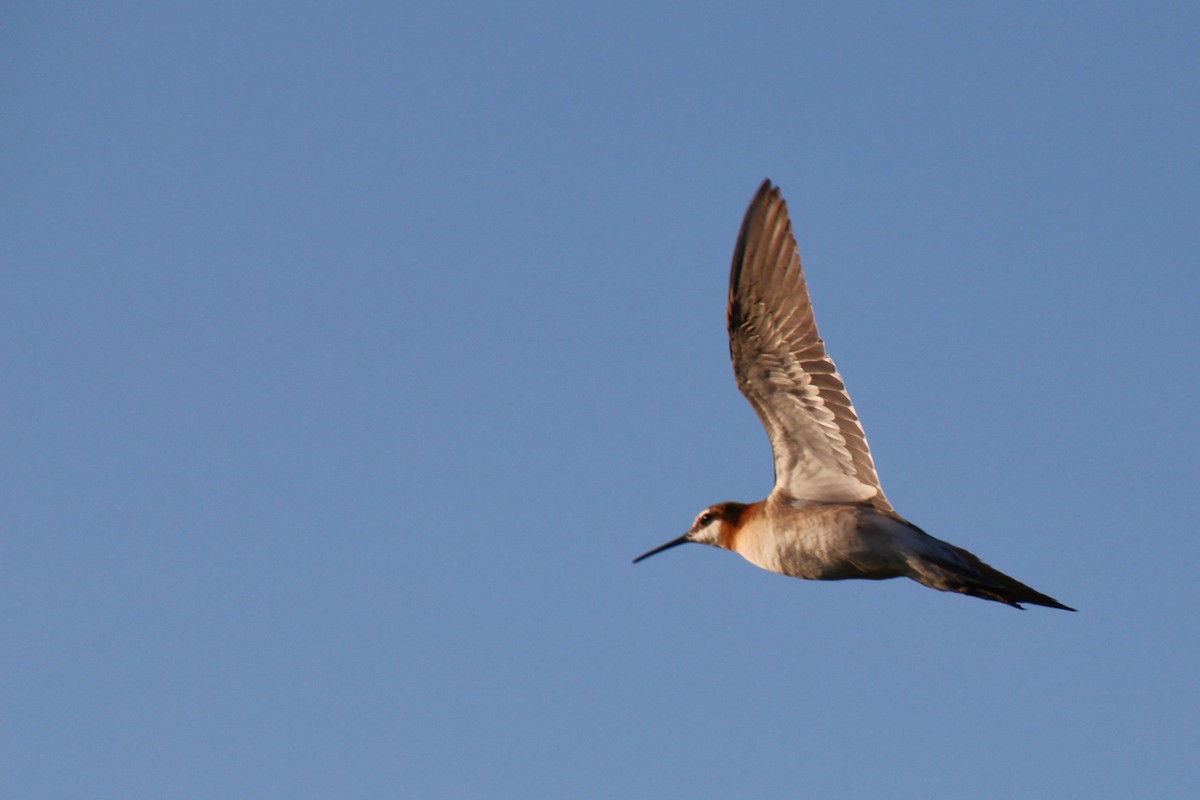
[634,180,1073,611]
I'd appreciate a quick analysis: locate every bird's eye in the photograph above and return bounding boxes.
[698,512,715,527]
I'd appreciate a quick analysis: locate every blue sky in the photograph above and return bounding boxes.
[4,2,1198,797]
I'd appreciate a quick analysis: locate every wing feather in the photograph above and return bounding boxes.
[727,180,892,511]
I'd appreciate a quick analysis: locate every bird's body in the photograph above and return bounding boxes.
[634,180,1072,611]
[716,500,912,582]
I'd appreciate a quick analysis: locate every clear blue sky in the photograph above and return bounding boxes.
[5,3,1198,797]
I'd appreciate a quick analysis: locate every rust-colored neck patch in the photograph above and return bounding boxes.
[717,501,760,550]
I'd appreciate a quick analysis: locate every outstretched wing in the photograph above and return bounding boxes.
[727,180,892,512]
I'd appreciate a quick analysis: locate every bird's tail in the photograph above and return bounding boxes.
[912,542,1075,611]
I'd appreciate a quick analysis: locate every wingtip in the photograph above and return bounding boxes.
[1017,590,1076,612]
[754,177,778,200]
[740,179,784,236]
[1010,599,1077,612]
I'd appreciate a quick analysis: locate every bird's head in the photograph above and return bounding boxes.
[633,502,746,563]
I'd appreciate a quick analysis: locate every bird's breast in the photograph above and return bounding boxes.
[729,503,907,581]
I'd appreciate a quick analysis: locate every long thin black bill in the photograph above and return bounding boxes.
[632,534,690,564]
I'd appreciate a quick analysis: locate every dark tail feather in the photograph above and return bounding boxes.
[930,545,1075,611]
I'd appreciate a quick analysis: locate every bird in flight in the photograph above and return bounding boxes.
[634,180,1073,611]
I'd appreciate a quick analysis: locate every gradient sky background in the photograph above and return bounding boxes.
[5,3,1199,798]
